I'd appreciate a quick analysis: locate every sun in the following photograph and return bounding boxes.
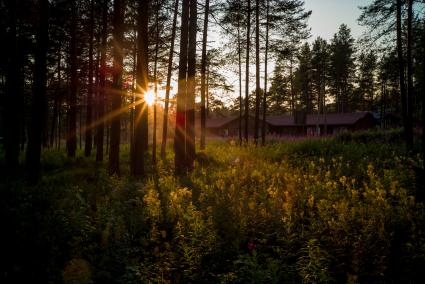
[144,89,155,106]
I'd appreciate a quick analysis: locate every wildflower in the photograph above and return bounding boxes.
[248,240,256,253]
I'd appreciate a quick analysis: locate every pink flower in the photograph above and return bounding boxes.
[248,240,256,252]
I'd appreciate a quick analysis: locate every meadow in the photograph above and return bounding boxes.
[1,130,425,283]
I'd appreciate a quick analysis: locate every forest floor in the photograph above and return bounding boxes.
[1,129,425,283]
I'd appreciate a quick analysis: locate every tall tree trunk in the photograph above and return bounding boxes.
[396,0,409,148]
[85,0,95,157]
[26,0,48,181]
[186,0,197,170]
[254,0,260,145]
[406,0,414,147]
[244,0,251,143]
[109,0,125,176]
[174,0,190,174]
[152,0,160,165]
[161,0,179,159]
[67,0,77,157]
[237,0,242,146]
[96,0,107,162]
[50,49,61,148]
[130,29,137,163]
[200,0,210,150]
[422,19,425,167]
[131,0,148,177]
[261,0,269,146]
[290,57,294,115]
[4,0,22,173]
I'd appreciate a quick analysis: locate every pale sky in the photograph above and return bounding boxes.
[304,0,371,41]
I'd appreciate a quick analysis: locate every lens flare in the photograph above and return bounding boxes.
[144,90,155,106]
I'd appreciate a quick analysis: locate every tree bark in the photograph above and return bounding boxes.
[174,0,190,174]
[396,0,410,148]
[85,0,95,157]
[244,0,251,143]
[4,0,22,173]
[254,0,260,145]
[50,49,61,148]
[237,0,242,146]
[26,0,48,181]
[131,0,149,177]
[152,0,160,165]
[108,0,125,176]
[186,0,197,169]
[406,0,414,147]
[161,0,179,159]
[96,0,107,162]
[200,0,210,150]
[67,0,77,157]
[261,0,269,146]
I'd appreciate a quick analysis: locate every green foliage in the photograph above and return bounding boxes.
[2,135,425,283]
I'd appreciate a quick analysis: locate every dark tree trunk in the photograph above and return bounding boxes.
[290,57,294,115]
[67,0,78,157]
[261,0,269,146]
[129,28,137,164]
[254,0,260,145]
[174,0,190,174]
[186,0,197,169]
[96,0,107,162]
[161,0,179,159]
[109,0,125,175]
[397,0,410,148]
[406,0,414,148]
[237,0,242,146]
[152,0,160,165]
[200,0,210,150]
[67,0,77,157]
[131,0,148,177]
[85,0,95,157]
[4,0,23,173]
[422,20,425,167]
[50,53,60,148]
[26,0,48,181]
[244,0,251,143]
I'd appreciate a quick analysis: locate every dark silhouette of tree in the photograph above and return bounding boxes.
[357,51,377,111]
[186,0,197,169]
[67,0,77,157]
[109,0,125,176]
[96,0,108,162]
[200,0,210,151]
[254,0,260,145]
[244,0,251,143]
[296,42,313,113]
[161,0,179,159]
[406,0,414,148]
[4,0,23,174]
[26,0,49,181]
[174,0,190,173]
[131,0,149,177]
[261,0,270,146]
[311,37,329,116]
[329,24,355,113]
[85,0,95,157]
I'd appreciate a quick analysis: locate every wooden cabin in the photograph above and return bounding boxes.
[202,112,376,137]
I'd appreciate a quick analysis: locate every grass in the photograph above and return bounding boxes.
[1,132,425,283]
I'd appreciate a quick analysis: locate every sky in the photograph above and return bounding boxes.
[304,0,372,41]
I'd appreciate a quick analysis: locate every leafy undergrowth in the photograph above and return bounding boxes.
[1,136,425,283]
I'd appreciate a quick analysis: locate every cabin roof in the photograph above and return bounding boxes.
[204,112,374,128]
[267,112,374,127]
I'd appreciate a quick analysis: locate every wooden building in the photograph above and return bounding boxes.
[203,112,377,137]
[267,112,377,136]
